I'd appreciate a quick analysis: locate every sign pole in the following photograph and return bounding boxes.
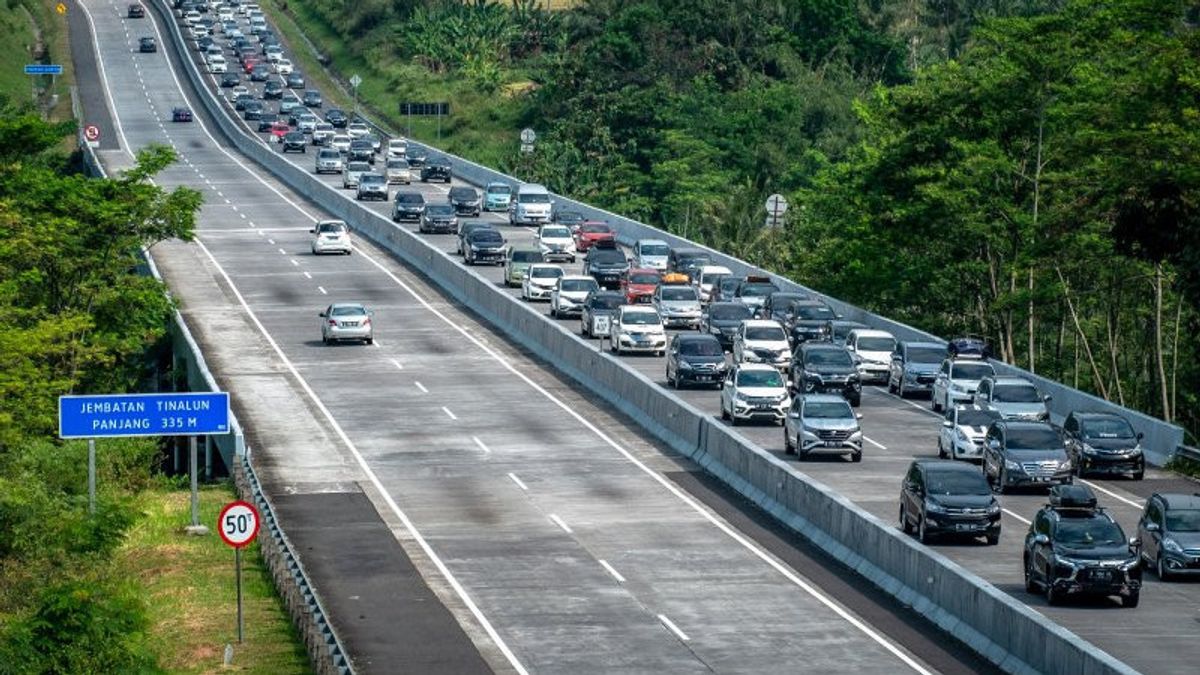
[217,499,260,645]
[235,547,244,643]
[186,437,208,535]
[88,438,96,514]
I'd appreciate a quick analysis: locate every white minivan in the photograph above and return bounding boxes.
[509,183,553,226]
[208,55,227,74]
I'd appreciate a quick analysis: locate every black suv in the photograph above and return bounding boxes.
[1024,484,1142,607]
[448,186,481,216]
[668,248,712,280]
[1137,492,1200,580]
[138,36,157,53]
[899,460,1000,545]
[263,79,284,99]
[792,342,861,406]
[391,192,425,222]
[325,108,348,128]
[982,420,1072,493]
[756,292,811,324]
[348,139,375,165]
[701,302,753,350]
[463,228,506,266]
[280,131,307,153]
[1062,412,1144,480]
[421,158,452,183]
[665,334,728,389]
[584,244,629,289]
[786,301,838,344]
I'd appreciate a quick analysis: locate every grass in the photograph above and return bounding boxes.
[1166,455,1200,479]
[0,1,36,102]
[119,482,310,674]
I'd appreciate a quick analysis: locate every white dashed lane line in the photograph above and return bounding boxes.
[549,514,572,534]
[507,472,528,491]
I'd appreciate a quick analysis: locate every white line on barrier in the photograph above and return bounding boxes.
[599,560,625,583]
[1080,480,1144,509]
[657,614,689,642]
[549,514,572,534]
[414,381,428,393]
[508,472,528,491]
[472,436,490,455]
[865,436,887,450]
[277,248,286,255]
[442,406,458,421]
[267,238,275,244]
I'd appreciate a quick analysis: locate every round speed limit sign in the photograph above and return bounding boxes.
[217,500,260,548]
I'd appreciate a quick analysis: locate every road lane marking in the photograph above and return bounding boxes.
[278,248,286,255]
[599,560,625,583]
[472,436,490,455]
[388,358,403,370]
[1080,479,1144,509]
[414,381,428,393]
[290,259,298,266]
[317,286,327,294]
[303,271,312,279]
[507,472,528,491]
[442,406,458,421]
[267,238,275,245]
[657,614,690,642]
[549,514,572,533]
[1003,509,1031,525]
[865,436,887,450]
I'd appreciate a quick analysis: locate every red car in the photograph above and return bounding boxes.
[269,122,291,141]
[573,221,616,252]
[620,268,660,304]
[242,57,260,74]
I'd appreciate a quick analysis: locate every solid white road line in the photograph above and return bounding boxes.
[865,436,887,450]
[1080,479,1145,509]
[472,436,490,455]
[507,472,528,491]
[549,514,573,534]
[414,381,428,393]
[599,560,626,584]
[657,614,690,642]
[388,358,402,370]
[442,406,458,421]
[1003,509,1032,525]
[303,271,312,279]
[317,286,327,295]
[290,259,298,266]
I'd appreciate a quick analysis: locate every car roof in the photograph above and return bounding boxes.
[528,263,562,271]
[953,404,997,413]
[742,319,784,329]
[699,265,732,275]
[996,419,1055,431]
[739,363,782,373]
[913,459,980,474]
[799,393,847,403]
[637,238,668,246]
[1158,493,1200,510]
[849,328,894,338]
[621,305,658,313]
[800,342,846,352]
[708,301,751,311]
[676,333,718,343]
[988,376,1035,386]
[1068,411,1126,422]
[329,302,366,310]
[903,341,945,350]
[560,274,595,282]
[627,268,659,276]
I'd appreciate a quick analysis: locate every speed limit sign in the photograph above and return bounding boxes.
[217,500,260,548]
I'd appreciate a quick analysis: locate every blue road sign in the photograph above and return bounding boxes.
[59,392,231,438]
[25,64,63,75]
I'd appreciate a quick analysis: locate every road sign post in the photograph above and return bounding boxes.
[83,124,100,147]
[186,436,208,535]
[88,439,96,514]
[349,73,361,117]
[218,500,260,643]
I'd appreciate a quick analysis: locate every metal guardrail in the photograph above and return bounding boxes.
[1176,445,1200,463]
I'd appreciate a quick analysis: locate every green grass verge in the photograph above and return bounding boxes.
[1166,455,1200,479]
[0,2,36,103]
[119,482,310,674]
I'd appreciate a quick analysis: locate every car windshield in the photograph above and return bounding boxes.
[678,253,711,267]
[640,244,670,256]
[957,410,1001,427]
[795,305,836,320]
[628,273,659,285]
[316,222,345,233]
[661,288,696,301]
[909,347,945,364]
[530,267,563,279]
[622,311,661,326]
[488,184,511,195]
[396,194,423,204]
[520,193,551,203]
[710,305,752,321]
[330,306,366,317]
[1006,426,1062,450]
[592,251,626,264]
[746,326,787,341]
[807,350,852,367]
[387,160,408,169]
[561,279,598,292]
[804,401,852,419]
[739,283,777,298]
[361,175,384,184]
[926,470,990,496]
[831,324,860,340]
[541,227,570,239]
[1165,510,1200,532]
[511,251,542,263]
[581,224,611,234]
[857,336,896,351]
[590,295,623,310]
[347,163,370,172]
[738,370,784,388]
[426,205,454,216]
[1081,418,1136,439]
[473,231,503,243]
[993,384,1041,403]
[1055,519,1126,548]
[450,188,477,200]
[719,278,744,292]
[680,340,723,356]
[951,362,994,380]
[318,150,339,158]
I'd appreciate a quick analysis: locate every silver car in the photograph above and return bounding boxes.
[356,172,388,201]
[314,148,343,174]
[783,394,863,461]
[385,158,411,185]
[931,358,995,412]
[342,161,371,189]
[974,376,1050,420]
[652,283,702,329]
[938,405,1002,461]
[320,302,373,345]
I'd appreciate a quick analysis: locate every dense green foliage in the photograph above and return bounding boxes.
[0,105,199,673]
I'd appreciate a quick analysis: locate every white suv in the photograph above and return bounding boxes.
[732,319,791,371]
[310,220,352,255]
[720,363,790,426]
[608,306,666,355]
[846,328,896,384]
[550,275,599,319]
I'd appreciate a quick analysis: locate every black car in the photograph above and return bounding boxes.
[1062,412,1144,479]
[448,186,481,216]
[756,292,811,324]
[668,248,713,279]
[348,139,374,165]
[138,36,157,53]
[734,276,780,309]
[584,245,630,289]
[792,342,862,406]
[406,147,428,168]
[555,210,586,232]
[280,131,307,153]
[256,113,279,132]
[1024,484,1141,607]
[220,72,240,87]
[419,204,458,234]
[787,301,839,343]
[666,334,728,389]
[456,222,494,255]
[899,460,1001,545]
[709,276,745,305]
[128,3,145,17]
[263,79,284,99]
[983,420,1073,493]
[391,192,425,222]
[286,72,305,89]
[171,107,192,122]
[420,158,451,183]
[197,36,215,52]
[325,108,348,128]
[1137,492,1200,580]
[233,93,255,111]
[824,319,869,347]
[250,64,270,82]
[464,229,506,266]
[701,302,754,350]
[242,101,264,120]
[303,89,322,107]
[948,335,993,360]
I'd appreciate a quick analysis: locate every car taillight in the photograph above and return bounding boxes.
[328,320,337,326]
[362,318,371,326]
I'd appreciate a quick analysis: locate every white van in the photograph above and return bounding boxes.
[208,55,227,74]
[509,183,553,226]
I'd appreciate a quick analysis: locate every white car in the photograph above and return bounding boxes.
[264,46,283,63]
[189,23,208,39]
[720,363,790,426]
[331,134,351,154]
[218,8,235,21]
[536,224,576,263]
[227,85,249,104]
[521,264,564,302]
[732,319,791,371]
[184,10,202,25]
[386,138,408,159]
[297,113,318,134]
[931,358,996,412]
[695,265,732,303]
[310,219,352,255]
[207,55,227,73]
[347,122,370,139]
[312,123,335,146]
[550,276,600,319]
[274,59,294,76]
[938,405,1003,461]
[633,238,670,270]
[846,328,896,384]
[608,306,666,356]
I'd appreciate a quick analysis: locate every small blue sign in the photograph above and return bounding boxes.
[25,64,63,75]
[59,393,231,439]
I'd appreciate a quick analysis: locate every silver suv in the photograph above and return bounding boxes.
[974,376,1050,420]
[314,148,343,174]
[356,173,388,201]
[783,394,863,462]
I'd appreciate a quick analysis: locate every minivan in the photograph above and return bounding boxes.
[509,183,554,226]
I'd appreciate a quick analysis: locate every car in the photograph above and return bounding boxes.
[701,302,754,351]
[347,121,370,139]
[362,134,382,153]
[732,319,791,372]
[172,107,193,122]
[709,275,745,305]
[573,222,616,252]
[668,248,713,280]
[261,44,281,61]
[455,222,493,255]
[823,319,868,347]
[554,210,586,233]
[899,460,1001,544]
[183,10,200,26]
[733,275,780,311]
[1024,484,1141,607]
[948,335,994,360]
[982,420,1073,493]
[1137,492,1200,580]
[420,158,451,183]
[938,405,1003,461]
[251,64,271,82]
[348,139,374,165]
[286,71,305,89]
[242,56,260,74]
[1062,412,1144,479]
[608,306,667,356]
[314,148,344,174]
[312,123,335,146]
[242,101,265,120]
[310,219,352,255]
[484,182,512,211]
[233,92,255,111]
[380,157,411,185]
[257,113,280,132]
[268,121,291,142]
[128,3,145,18]
[503,248,544,287]
[931,358,996,412]
[791,342,862,406]
[220,72,241,87]
[295,113,318,134]
[208,54,228,73]
[974,376,1050,421]
[783,393,861,458]
[620,268,660,305]
[551,276,600,319]
[665,334,727,389]
[341,161,371,189]
[583,244,629,289]
[406,147,428,167]
[535,224,575,263]
[262,79,284,99]
[325,108,348,128]
[714,359,794,429]
[756,292,811,324]
[887,341,946,398]
[633,238,670,271]
[521,264,564,301]
[448,187,481,217]
[188,23,209,40]
[386,138,408,159]
[695,265,733,303]
[652,281,702,329]
[280,131,307,153]
[330,134,351,154]
[846,328,896,384]
[463,228,506,266]
[782,301,837,344]
[320,303,373,345]
[391,191,425,221]
[356,173,388,201]
[418,204,458,234]
[139,36,157,53]
[509,184,554,226]
[580,291,623,338]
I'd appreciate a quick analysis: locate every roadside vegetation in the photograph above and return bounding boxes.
[278,0,1200,442]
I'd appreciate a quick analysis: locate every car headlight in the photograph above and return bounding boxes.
[802,427,819,438]
[1080,443,1097,455]
[955,429,970,443]
[849,430,862,441]
[1059,459,1072,471]
[925,500,947,514]
[807,374,824,384]
[734,392,750,402]
[987,502,1001,515]
[678,361,694,370]
[1164,538,1183,554]
[1053,554,1080,569]
[1004,459,1021,470]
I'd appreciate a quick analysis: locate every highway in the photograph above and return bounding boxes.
[71,0,1015,673]
[152,6,1200,672]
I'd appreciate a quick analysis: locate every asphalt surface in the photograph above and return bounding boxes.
[67,0,119,149]
[74,1,1005,673]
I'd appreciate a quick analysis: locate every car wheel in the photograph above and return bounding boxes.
[917,516,931,544]
[365,337,373,345]
[730,414,740,427]
[1024,558,1038,593]
[898,379,907,399]
[1122,591,1140,608]
[322,335,330,345]
[1158,553,1172,581]
[1045,571,1062,605]
[888,377,897,394]
[986,532,999,546]
[849,394,861,408]
[932,396,943,413]
[995,467,1009,494]
[1133,463,1144,481]
[784,429,795,455]
[550,306,558,318]
[850,450,862,463]
[938,438,948,459]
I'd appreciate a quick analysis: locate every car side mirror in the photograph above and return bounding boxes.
[1043,394,1052,402]
[787,411,799,419]
[942,420,953,428]
[1129,537,1141,549]
[722,379,732,388]
[987,439,1000,449]
[309,228,315,233]
[1136,432,1144,441]
[1144,522,1159,533]
[1033,534,1050,546]
[855,413,864,420]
